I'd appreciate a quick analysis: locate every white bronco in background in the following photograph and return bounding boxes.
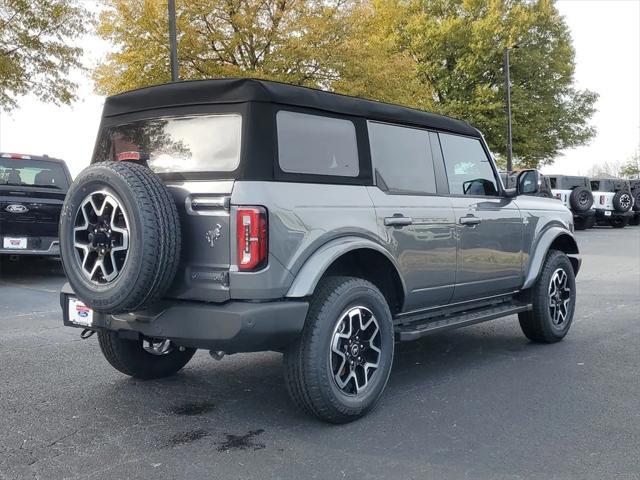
[589,177,634,228]
[547,175,596,230]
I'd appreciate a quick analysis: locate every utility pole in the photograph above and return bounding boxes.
[504,47,514,172]
[168,0,179,82]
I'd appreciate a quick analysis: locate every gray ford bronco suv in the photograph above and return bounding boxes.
[59,79,581,423]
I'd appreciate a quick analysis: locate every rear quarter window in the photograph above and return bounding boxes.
[276,111,359,177]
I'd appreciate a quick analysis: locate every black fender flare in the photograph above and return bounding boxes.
[522,227,580,290]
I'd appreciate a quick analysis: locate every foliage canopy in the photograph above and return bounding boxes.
[94,0,598,168]
[0,0,88,110]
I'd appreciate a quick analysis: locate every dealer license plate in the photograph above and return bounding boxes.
[68,297,94,327]
[3,237,27,249]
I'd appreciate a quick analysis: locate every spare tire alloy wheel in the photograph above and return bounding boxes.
[331,306,381,395]
[569,187,593,212]
[612,191,632,212]
[60,161,181,314]
[73,191,129,284]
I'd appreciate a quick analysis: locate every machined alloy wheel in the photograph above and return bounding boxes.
[330,306,381,396]
[548,268,571,327]
[142,339,173,356]
[518,249,576,343]
[59,161,181,313]
[283,276,394,423]
[73,190,129,284]
[619,193,631,211]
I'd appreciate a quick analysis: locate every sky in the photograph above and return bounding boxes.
[0,0,639,178]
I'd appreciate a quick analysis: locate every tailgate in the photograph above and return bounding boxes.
[164,180,233,303]
[0,188,65,237]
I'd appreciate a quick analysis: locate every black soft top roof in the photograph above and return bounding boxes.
[547,174,589,180]
[102,78,480,137]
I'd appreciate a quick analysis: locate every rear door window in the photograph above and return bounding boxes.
[95,114,242,174]
[0,158,69,190]
[439,133,499,196]
[368,121,436,194]
[276,111,359,177]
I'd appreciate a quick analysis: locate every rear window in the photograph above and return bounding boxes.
[276,111,359,177]
[94,114,242,174]
[0,158,69,190]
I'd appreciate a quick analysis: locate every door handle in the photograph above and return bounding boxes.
[384,215,413,227]
[459,215,482,226]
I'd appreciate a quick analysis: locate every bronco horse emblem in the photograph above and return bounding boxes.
[205,224,222,247]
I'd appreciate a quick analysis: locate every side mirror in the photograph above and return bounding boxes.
[516,169,541,195]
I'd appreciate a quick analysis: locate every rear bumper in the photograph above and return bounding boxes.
[595,209,633,220]
[0,238,59,256]
[60,283,308,353]
[572,209,595,220]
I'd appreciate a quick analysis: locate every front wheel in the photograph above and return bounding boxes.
[284,276,394,423]
[98,331,196,379]
[519,250,576,343]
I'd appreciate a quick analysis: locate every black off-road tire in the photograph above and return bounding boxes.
[59,161,180,313]
[569,187,593,212]
[631,189,640,212]
[574,215,596,230]
[611,216,628,228]
[98,331,196,379]
[283,276,394,423]
[612,191,632,213]
[518,250,576,343]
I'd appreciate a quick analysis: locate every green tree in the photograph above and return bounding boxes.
[619,153,640,179]
[401,0,597,168]
[94,0,597,168]
[95,0,362,94]
[0,0,88,110]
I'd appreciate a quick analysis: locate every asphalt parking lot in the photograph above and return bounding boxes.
[1,227,639,480]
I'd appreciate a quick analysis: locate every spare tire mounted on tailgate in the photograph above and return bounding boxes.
[59,161,181,314]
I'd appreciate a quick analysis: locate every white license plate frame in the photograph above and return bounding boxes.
[68,297,94,327]
[3,237,27,249]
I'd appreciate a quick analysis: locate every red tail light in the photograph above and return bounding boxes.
[117,151,141,161]
[600,195,605,205]
[236,207,268,271]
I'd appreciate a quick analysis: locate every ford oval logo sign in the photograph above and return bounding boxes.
[5,204,28,214]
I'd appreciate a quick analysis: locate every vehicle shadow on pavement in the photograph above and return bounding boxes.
[95,317,539,429]
[0,256,64,279]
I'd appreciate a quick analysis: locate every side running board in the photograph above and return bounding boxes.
[394,302,531,342]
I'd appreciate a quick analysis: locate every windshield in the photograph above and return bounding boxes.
[0,159,69,190]
[94,114,242,174]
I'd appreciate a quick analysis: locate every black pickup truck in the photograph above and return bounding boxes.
[0,153,72,256]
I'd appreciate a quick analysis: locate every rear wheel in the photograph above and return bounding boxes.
[98,331,196,379]
[283,276,394,423]
[519,250,576,343]
[611,216,628,228]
